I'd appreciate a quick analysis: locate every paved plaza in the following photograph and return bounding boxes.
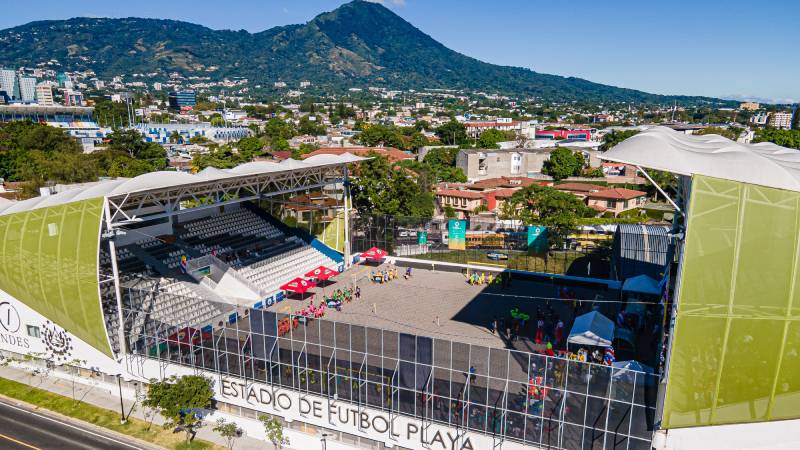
[270,263,620,352]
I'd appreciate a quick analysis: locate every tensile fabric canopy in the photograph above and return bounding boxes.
[568,311,615,347]
[361,247,388,261]
[305,266,337,281]
[280,278,316,294]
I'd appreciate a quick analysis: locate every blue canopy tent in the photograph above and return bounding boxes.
[568,311,615,347]
[612,360,655,386]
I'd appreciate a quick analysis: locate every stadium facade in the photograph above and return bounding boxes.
[0,129,798,449]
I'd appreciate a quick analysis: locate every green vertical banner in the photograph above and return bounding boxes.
[418,231,427,245]
[448,220,466,250]
[527,225,548,254]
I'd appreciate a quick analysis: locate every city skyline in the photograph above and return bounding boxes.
[1,0,799,103]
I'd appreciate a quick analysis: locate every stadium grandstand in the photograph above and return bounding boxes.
[0,127,798,449]
[0,104,102,151]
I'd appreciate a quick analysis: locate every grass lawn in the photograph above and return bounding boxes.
[0,377,223,450]
[413,249,599,276]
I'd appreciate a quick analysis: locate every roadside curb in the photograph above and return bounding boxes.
[0,392,166,450]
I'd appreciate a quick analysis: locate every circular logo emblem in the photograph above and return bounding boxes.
[0,302,21,333]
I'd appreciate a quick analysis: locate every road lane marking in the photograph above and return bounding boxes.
[0,433,40,450]
[0,400,143,449]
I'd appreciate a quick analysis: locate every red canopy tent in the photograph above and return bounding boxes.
[304,266,337,281]
[360,247,388,262]
[280,278,316,294]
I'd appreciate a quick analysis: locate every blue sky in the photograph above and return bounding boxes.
[4,0,799,102]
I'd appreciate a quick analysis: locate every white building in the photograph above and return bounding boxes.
[18,77,36,103]
[35,83,54,106]
[768,111,793,129]
[0,68,19,99]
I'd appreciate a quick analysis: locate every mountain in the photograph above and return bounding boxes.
[0,0,722,104]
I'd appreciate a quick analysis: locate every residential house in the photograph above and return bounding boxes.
[281,192,340,227]
[435,189,485,219]
[556,183,647,215]
[585,188,647,215]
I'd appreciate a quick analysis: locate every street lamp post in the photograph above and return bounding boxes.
[320,432,330,450]
[117,375,127,424]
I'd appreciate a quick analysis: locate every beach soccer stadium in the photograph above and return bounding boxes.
[0,127,798,450]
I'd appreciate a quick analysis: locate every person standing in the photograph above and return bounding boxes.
[535,317,545,344]
[554,318,565,348]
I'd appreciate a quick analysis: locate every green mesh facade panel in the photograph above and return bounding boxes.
[663,175,800,428]
[0,198,111,357]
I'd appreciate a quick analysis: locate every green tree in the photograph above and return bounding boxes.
[435,120,468,145]
[213,418,243,450]
[143,375,214,443]
[106,129,167,161]
[210,115,225,127]
[235,136,265,159]
[264,118,296,140]
[168,131,183,144]
[600,129,640,151]
[297,115,326,136]
[260,416,289,450]
[753,128,800,149]
[542,147,582,181]
[476,129,506,149]
[444,205,457,219]
[642,168,677,202]
[508,184,594,247]
[290,143,319,160]
[792,109,800,130]
[351,153,434,218]
[270,137,291,152]
[696,126,742,141]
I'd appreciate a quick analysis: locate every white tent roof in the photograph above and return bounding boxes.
[568,311,615,347]
[621,274,662,295]
[601,126,800,192]
[0,153,368,216]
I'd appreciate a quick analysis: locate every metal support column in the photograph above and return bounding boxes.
[103,198,127,361]
[343,167,352,268]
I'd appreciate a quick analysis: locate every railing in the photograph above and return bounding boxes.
[123,303,659,449]
[186,254,268,298]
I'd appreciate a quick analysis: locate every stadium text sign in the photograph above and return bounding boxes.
[219,378,475,450]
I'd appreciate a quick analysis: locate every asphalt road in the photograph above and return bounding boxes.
[0,398,150,450]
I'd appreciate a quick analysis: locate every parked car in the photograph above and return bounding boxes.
[487,252,509,261]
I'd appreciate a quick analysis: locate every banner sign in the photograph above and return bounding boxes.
[417,231,427,245]
[448,220,466,250]
[527,226,548,254]
[218,378,479,450]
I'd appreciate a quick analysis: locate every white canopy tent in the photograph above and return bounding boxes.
[622,274,662,296]
[568,311,615,347]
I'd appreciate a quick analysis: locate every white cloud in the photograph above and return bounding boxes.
[365,0,406,7]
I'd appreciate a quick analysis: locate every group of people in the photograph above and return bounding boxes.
[371,264,412,283]
[322,286,360,310]
[294,298,326,319]
[465,270,513,288]
[466,271,498,286]
[489,305,566,350]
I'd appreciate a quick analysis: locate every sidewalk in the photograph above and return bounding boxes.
[0,364,287,450]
